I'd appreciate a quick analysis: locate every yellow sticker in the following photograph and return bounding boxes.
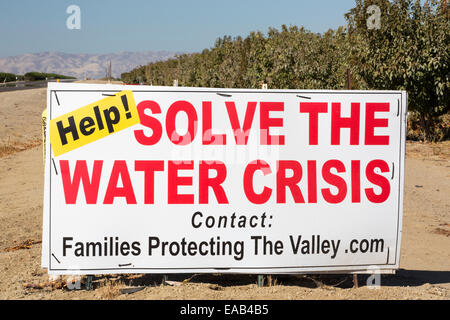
[50,90,139,156]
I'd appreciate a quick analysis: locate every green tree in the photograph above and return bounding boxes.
[346,0,449,141]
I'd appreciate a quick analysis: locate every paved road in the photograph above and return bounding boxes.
[0,79,76,92]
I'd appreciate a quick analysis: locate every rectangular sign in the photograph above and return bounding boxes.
[42,83,407,275]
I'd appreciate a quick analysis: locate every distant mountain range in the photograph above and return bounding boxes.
[0,51,179,79]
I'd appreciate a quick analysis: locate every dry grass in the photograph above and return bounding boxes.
[433,228,450,237]
[0,138,41,158]
[260,275,278,287]
[406,141,450,160]
[96,279,126,299]
[3,239,42,252]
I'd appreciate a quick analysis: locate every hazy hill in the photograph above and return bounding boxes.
[0,51,179,79]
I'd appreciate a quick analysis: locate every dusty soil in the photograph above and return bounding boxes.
[0,88,45,156]
[0,87,449,300]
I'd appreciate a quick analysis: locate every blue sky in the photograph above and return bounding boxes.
[0,0,356,57]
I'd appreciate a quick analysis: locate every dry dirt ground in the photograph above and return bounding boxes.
[0,87,449,300]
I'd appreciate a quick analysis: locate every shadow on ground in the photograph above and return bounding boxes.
[88,269,450,290]
[380,269,450,287]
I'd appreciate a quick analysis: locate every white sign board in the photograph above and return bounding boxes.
[42,83,407,275]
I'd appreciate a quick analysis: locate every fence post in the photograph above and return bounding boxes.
[346,69,359,288]
[256,83,269,287]
[160,80,181,286]
[41,109,47,164]
[162,274,168,286]
[257,275,264,287]
[86,275,93,290]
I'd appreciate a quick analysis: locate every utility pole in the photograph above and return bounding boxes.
[105,60,112,82]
